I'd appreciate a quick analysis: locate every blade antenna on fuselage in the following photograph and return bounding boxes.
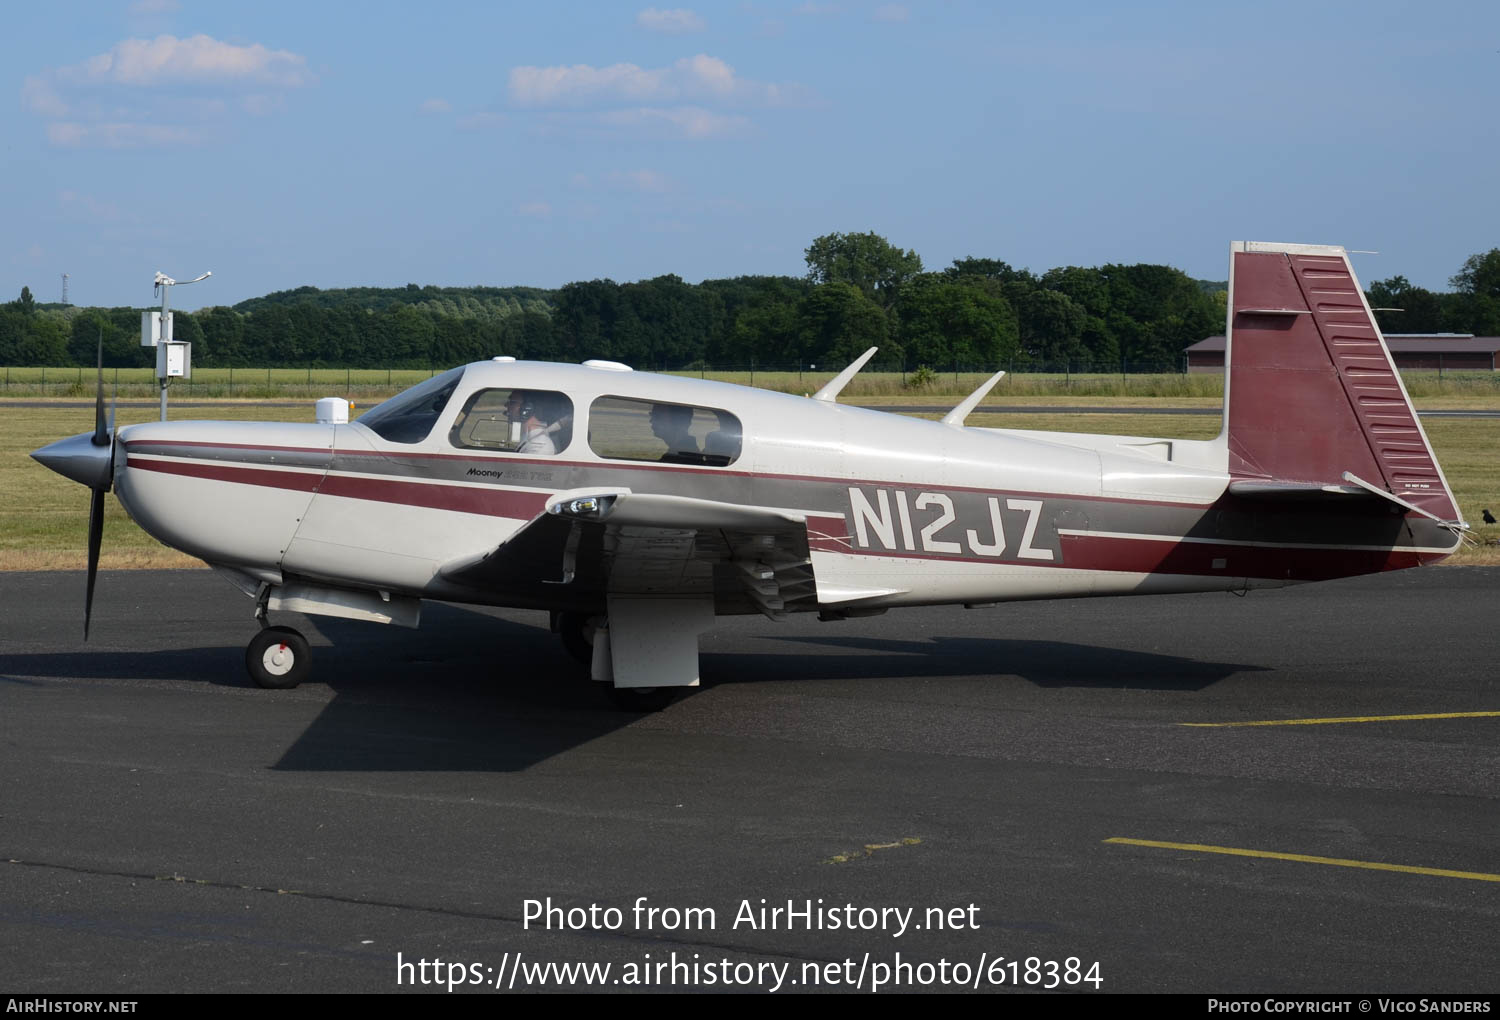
[811,347,879,403]
[941,370,1007,427]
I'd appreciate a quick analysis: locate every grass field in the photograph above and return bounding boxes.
[5,365,1500,403]
[4,399,1496,571]
[0,366,441,402]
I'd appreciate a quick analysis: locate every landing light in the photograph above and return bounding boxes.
[548,495,616,518]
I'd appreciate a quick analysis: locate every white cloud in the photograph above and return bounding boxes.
[62,34,312,87]
[510,62,667,106]
[593,106,749,138]
[47,121,207,148]
[509,54,791,108]
[517,201,552,218]
[420,97,452,114]
[23,33,313,148]
[22,76,69,117]
[636,8,706,33]
[872,4,908,22]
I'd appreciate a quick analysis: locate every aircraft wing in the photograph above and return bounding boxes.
[438,489,816,617]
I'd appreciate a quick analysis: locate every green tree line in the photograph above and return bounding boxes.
[4,238,1496,371]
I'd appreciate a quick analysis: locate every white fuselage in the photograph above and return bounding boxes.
[112,360,1447,618]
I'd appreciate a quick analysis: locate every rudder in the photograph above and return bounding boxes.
[1223,241,1461,525]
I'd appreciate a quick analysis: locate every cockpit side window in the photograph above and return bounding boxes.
[588,396,742,466]
[357,367,465,444]
[449,388,573,455]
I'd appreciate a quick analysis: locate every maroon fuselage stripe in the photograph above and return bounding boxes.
[129,457,322,493]
[127,457,549,519]
[315,474,548,518]
[126,453,1439,581]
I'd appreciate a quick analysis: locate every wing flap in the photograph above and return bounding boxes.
[438,489,817,616]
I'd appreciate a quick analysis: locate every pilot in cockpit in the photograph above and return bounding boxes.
[506,390,568,455]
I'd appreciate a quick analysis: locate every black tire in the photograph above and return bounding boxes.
[605,685,678,712]
[558,612,603,667]
[246,626,310,689]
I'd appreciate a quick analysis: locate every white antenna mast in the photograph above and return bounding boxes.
[143,269,211,421]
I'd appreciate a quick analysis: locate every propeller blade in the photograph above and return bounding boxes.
[92,329,108,448]
[85,486,105,640]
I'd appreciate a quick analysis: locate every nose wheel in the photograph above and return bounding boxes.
[246,626,310,689]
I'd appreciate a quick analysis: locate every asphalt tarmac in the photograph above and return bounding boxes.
[2,568,1497,994]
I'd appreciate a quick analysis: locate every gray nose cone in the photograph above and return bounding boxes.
[32,431,114,490]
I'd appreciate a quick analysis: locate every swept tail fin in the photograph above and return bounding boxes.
[1222,241,1462,527]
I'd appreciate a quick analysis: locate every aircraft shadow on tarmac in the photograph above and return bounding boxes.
[1,601,1265,773]
[709,633,1265,691]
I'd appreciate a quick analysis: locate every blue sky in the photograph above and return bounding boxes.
[3,0,1496,310]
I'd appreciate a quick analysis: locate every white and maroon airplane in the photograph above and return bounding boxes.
[32,242,1467,708]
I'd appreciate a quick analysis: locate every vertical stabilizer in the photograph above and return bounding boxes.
[1223,241,1460,523]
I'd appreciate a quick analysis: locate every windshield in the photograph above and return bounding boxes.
[357,367,465,444]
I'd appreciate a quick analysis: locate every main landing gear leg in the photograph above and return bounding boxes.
[588,595,714,712]
[557,611,604,668]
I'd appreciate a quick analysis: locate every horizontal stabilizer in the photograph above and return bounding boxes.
[1227,479,1378,501]
[1339,471,1467,530]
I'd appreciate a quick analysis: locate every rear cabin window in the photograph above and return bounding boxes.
[449,388,573,456]
[588,396,741,466]
[357,367,464,444]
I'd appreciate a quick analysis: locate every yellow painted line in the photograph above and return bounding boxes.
[1105,838,1500,883]
[1180,711,1500,728]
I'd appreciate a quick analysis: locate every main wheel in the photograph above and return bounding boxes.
[558,612,604,667]
[246,626,310,689]
[605,685,678,712]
